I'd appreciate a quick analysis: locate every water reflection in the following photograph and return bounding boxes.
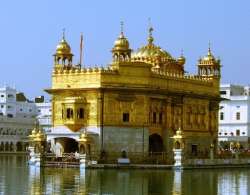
[29,166,41,195]
[82,169,174,195]
[1,155,250,194]
[29,167,87,195]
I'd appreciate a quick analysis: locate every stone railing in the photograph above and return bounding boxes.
[151,70,213,84]
[53,66,117,75]
[185,158,250,166]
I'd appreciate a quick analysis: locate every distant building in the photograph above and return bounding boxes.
[0,86,36,152]
[35,101,52,133]
[219,84,250,148]
[0,87,52,152]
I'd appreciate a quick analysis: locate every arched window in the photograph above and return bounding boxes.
[236,112,240,120]
[220,112,224,120]
[114,54,118,61]
[63,57,67,65]
[66,108,73,119]
[57,57,61,64]
[123,113,129,122]
[175,141,181,149]
[236,129,240,136]
[77,108,84,119]
[159,112,163,124]
[153,112,157,124]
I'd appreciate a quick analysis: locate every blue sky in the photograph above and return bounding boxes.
[0,0,250,98]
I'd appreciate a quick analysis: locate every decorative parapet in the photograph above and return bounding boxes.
[131,56,177,64]
[53,65,118,75]
[198,58,220,65]
[151,70,213,84]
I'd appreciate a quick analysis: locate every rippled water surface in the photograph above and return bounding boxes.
[0,155,250,195]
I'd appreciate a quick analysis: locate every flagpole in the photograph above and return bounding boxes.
[80,33,83,68]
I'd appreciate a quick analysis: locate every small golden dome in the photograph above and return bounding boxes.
[202,48,215,61]
[36,129,42,137]
[113,32,130,50]
[79,132,92,143]
[200,45,217,63]
[177,56,185,66]
[31,128,36,135]
[80,132,86,139]
[177,51,186,66]
[113,21,130,51]
[56,37,72,55]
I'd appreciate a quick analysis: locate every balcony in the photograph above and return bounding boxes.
[61,97,88,132]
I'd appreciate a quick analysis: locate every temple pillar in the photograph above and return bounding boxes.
[78,132,92,169]
[210,144,214,160]
[172,127,185,169]
[28,127,46,167]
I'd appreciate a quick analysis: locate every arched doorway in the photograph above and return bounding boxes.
[9,142,14,152]
[55,137,78,153]
[0,142,4,151]
[149,133,163,153]
[5,142,9,151]
[16,142,23,152]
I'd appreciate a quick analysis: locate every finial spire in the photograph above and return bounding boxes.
[148,17,152,29]
[120,21,124,36]
[62,28,66,40]
[181,49,184,57]
[208,41,212,55]
[148,18,154,45]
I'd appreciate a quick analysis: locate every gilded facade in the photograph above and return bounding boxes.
[46,25,221,160]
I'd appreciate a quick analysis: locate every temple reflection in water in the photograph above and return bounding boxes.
[28,167,249,195]
[1,156,250,194]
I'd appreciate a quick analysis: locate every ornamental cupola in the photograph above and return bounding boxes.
[53,30,73,68]
[112,22,131,62]
[131,25,184,74]
[132,26,173,62]
[177,50,186,66]
[197,44,221,78]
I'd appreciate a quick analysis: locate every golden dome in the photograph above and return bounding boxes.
[132,27,173,60]
[113,22,130,51]
[56,37,72,55]
[198,45,222,68]
[113,32,130,50]
[132,44,172,59]
[55,29,72,55]
[202,47,215,61]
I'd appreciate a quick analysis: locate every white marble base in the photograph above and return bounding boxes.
[79,154,87,169]
[173,149,183,168]
[28,146,41,167]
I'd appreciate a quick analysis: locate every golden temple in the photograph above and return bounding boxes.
[45,23,221,160]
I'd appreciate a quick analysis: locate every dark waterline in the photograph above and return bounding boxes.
[0,155,250,195]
